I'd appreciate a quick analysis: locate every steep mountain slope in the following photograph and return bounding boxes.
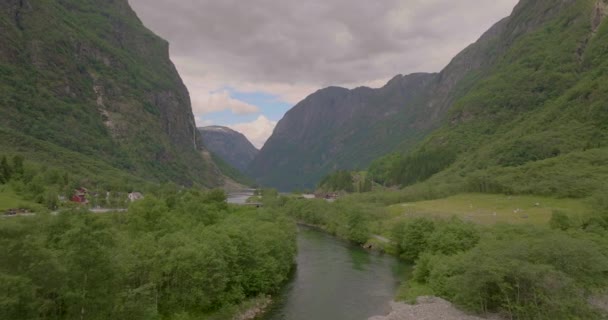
[0,0,221,187]
[198,126,258,172]
[375,0,608,198]
[249,74,437,190]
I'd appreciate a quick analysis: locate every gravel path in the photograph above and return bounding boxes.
[369,297,499,320]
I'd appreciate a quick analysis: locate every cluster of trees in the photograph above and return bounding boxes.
[368,149,457,187]
[318,170,355,192]
[268,195,371,245]
[0,154,67,210]
[0,189,297,319]
[317,171,373,193]
[0,155,25,184]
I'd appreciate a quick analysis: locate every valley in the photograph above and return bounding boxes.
[2,0,608,319]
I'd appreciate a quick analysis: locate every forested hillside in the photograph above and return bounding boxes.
[0,0,222,187]
[372,0,608,198]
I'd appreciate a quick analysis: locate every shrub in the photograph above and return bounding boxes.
[549,210,571,231]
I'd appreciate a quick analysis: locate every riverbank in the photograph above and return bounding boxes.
[369,297,500,320]
[233,296,272,320]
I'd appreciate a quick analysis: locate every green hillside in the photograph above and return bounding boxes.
[0,0,221,187]
[371,0,608,198]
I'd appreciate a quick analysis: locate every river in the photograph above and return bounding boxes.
[262,226,406,320]
[227,189,256,205]
[228,191,406,320]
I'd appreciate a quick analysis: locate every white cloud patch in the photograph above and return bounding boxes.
[194,116,213,127]
[228,116,277,149]
[191,90,259,115]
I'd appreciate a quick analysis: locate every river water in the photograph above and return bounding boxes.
[226,189,256,205]
[227,191,406,320]
[262,227,405,320]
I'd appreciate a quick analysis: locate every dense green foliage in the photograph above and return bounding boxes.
[261,193,371,245]
[317,170,373,193]
[411,223,608,319]
[318,170,354,192]
[369,149,456,187]
[0,190,296,319]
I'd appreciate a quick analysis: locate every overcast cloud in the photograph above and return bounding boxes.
[129,0,518,147]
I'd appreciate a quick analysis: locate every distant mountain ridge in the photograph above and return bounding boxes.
[198,126,259,172]
[0,0,222,186]
[248,73,437,190]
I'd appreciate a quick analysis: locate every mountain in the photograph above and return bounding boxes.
[198,126,259,172]
[0,0,221,187]
[248,5,518,190]
[392,0,608,198]
[248,74,437,190]
[250,0,608,195]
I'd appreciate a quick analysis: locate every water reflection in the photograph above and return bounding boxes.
[349,247,372,271]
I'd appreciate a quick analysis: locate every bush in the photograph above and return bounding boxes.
[427,217,480,255]
[549,210,571,231]
[423,227,608,319]
[395,218,436,262]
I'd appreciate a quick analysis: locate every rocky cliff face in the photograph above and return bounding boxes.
[198,126,259,172]
[0,0,221,186]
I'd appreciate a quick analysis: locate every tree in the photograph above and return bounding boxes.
[12,155,24,178]
[1,156,11,183]
[396,218,436,262]
[361,176,373,192]
[58,214,119,319]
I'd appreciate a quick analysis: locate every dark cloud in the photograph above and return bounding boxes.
[129,0,518,87]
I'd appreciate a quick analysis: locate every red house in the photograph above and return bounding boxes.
[71,188,89,204]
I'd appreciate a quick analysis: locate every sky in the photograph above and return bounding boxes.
[128,0,519,148]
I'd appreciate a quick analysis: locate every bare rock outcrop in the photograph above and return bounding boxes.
[369,297,500,320]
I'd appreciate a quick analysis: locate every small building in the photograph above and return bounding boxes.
[128,192,144,202]
[71,188,89,204]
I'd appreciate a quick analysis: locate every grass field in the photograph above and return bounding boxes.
[0,185,42,212]
[384,193,590,226]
